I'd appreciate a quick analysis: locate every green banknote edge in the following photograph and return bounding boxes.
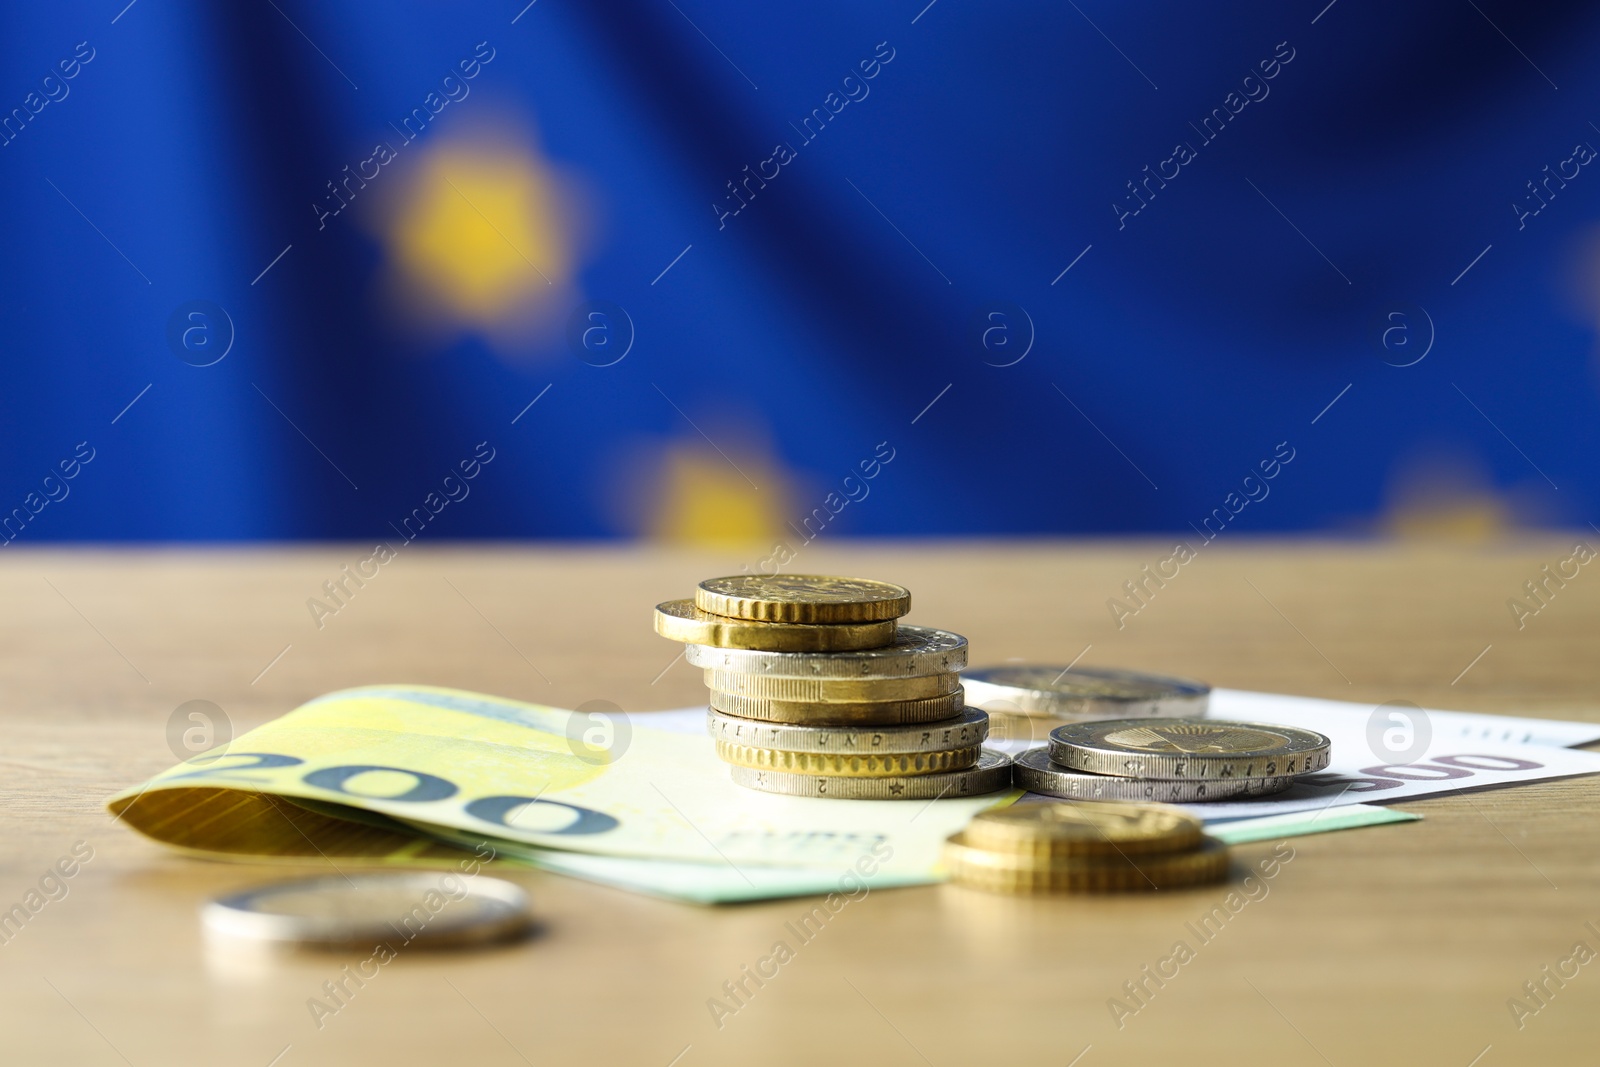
[1207,802,1421,845]
[404,818,929,905]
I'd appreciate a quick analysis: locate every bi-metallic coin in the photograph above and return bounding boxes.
[705,706,988,752]
[961,665,1209,719]
[684,624,965,677]
[1012,748,1297,802]
[1047,719,1331,780]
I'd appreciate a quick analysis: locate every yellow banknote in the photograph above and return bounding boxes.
[109,685,1014,888]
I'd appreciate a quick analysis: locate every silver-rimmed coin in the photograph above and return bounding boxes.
[706,706,989,752]
[708,688,965,725]
[729,750,1014,800]
[684,625,968,678]
[961,665,1208,719]
[1013,748,1296,802]
[1047,719,1331,780]
[202,873,532,948]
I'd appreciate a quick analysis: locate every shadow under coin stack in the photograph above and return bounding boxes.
[944,800,1230,894]
[1015,718,1333,803]
[653,575,1012,799]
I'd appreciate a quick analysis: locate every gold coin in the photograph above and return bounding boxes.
[730,751,1013,800]
[963,800,1203,860]
[653,600,896,652]
[707,689,966,726]
[705,669,960,703]
[714,740,982,777]
[942,834,1230,894]
[695,575,911,624]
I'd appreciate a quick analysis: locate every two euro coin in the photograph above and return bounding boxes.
[1014,718,1331,803]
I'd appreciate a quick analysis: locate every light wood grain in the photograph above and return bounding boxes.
[1,540,1598,1066]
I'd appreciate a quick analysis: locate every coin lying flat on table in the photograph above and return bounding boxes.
[962,665,1209,719]
[730,750,1013,799]
[943,833,1230,893]
[706,706,988,752]
[202,873,532,948]
[1048,719,1332,780]
[684,624,966,677]
[715,739,982,777]
[1012,748,1297,802]
[695,575,911,624]
[653,600,896,652]
[964,799,1204,859]
[707,669,961,703]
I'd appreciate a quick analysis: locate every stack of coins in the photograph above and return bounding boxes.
[963,665,1210,746]
[944,801,1230,893]
[654,575,1012,799]
[1014,718,1332,803]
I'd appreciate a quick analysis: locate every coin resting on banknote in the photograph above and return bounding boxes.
[963,664,1209,720]
[1048,719,1332,780]
[1011,747,1296,803]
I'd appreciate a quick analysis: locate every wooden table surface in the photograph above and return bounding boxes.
[2,541,1598,1067]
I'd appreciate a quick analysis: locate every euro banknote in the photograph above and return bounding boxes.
[108,685,1015,903]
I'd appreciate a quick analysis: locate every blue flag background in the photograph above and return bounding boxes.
[2,1,1597,544]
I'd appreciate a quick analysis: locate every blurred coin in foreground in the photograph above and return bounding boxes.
[653,599,895,652]
[1013,748,1295,802]
[964,799,1203,859]
[730,750,1013,799]
[695,574,911,624]
[943,833,1230,893]
[203,873,532,948]
[1048,719,1331,780]
[962,665,1208,719]
[685,624,966,677]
